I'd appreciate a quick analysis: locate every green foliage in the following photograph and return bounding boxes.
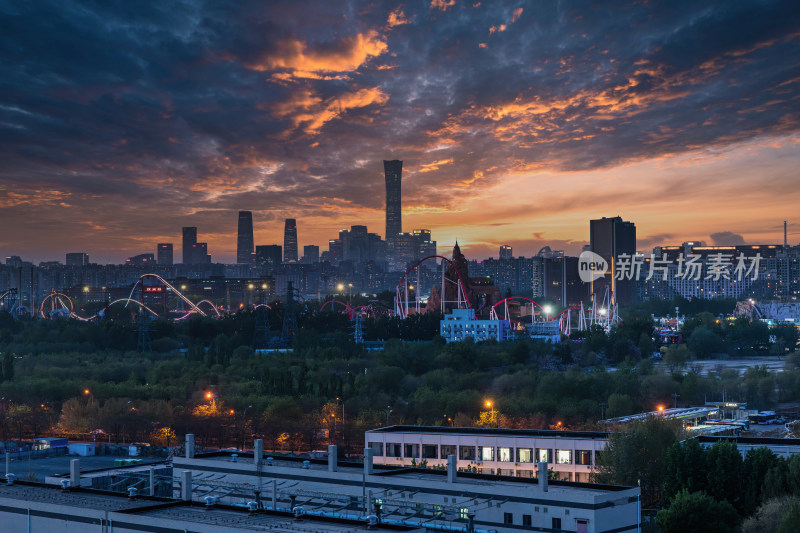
[655,490,739,533]
[593,417,682,505]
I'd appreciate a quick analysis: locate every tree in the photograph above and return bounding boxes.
[656,490,739,533]
[593,417,682,505]
[742,447,779,514]
[664,438,708,500]
[779,499,800,533]
[705,440,743,509]
[606,393,633,418]
[743,496,800,533]
[1,351,13,381]
[687,326,724,358]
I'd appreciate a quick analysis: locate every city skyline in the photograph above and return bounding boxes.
[1,1,799,263]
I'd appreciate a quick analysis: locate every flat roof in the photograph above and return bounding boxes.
[601,407,716,424]
[366,425,610,439]
[696,435,800,446]
[178,451,633,495]
[0,481,166,511]
[0,481,416,533]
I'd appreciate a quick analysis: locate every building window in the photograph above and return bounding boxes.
[404,443,419,459]
[369,442,384,456]
[479,446,494,461]
[503,513,513,525]
[440,445,456,458]
[459,445,476,461]
[498,447,513,462]
[422,445,438,459]
[522,515,532,527]
[536,448,552,463]
[459,508,469,520]
[556,449,572,464]
[575,450,592,465]
[386,443,401,457]
[517,448,533,463]
[552,517,561,530]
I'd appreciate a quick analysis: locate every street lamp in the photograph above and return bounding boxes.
[386,407,393,426]
[485,400,497,427]
[543,305,553,318]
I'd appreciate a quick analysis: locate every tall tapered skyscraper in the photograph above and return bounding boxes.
[384,160,402,239]
[236,211,255,264]
[283,218,298,263]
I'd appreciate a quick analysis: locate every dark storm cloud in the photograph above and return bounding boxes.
[1,0,799,260]
[710,231,747,245]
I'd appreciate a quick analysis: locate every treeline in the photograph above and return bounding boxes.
[595,418,800,532]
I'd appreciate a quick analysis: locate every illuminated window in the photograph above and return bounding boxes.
[498,447,513,462]
[479,446,494,461]
[517,448,533,463]
[556,449,572,464]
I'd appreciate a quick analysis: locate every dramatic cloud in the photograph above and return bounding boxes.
[0,0,799,262]
[710,232,747,246]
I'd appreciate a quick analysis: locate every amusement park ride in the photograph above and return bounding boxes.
[35,274,222,321]
[19,266,621,337]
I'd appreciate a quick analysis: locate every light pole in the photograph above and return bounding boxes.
[386,407,393,426]
[485,400,498,428]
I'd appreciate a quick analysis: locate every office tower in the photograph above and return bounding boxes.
[157,243,173,266]
[413,229,436,259]
[126,253,155,266]
[237,211,255,264]
[65,253,89,267]
[256,245,282,274]
[328,239,343,265]
[384,160,402,239]
[302,245,320,264]
[182,227,198,264]
[193,242,211,264]
[283,219,298,263]
[499,245,513,260]
[589,216,637,304]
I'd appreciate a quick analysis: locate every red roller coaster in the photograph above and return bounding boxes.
[394,255,471,319]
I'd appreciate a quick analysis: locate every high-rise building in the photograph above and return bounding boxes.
[499,245,513,260]
[302,245,320,264]
[384,160,402,239]
[65,253,89,267]
[237,211,255,265]
[126,253,155,266]
[157,243,173,266]
[193,242,211,264]
[589,216,637,304]
[255,245,282,274]
[182,227,198,264]
[283,219,298,263]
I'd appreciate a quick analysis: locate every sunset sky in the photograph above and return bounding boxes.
[1,0,799,263]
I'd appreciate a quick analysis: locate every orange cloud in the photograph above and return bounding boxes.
[431,0,456,12]
[274,86,389,135]
[418,157,455,172]
[245,30,387,77]
[387,7,410,28]
[511,7,523,23]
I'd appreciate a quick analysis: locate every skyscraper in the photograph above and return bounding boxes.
[589,216,637,304]
[182,227,197,264]
[255,245,282,274]
[302,245,319,264]
[384,160,402,239]
[283,218,298,263]
[65,253,89,266]
[236,211,255,264]
[157,243,173,266]
[499,245,513,260]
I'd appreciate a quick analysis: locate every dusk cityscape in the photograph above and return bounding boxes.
[1,1,800,532]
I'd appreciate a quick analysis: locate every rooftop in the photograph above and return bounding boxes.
[366,425,610,440]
